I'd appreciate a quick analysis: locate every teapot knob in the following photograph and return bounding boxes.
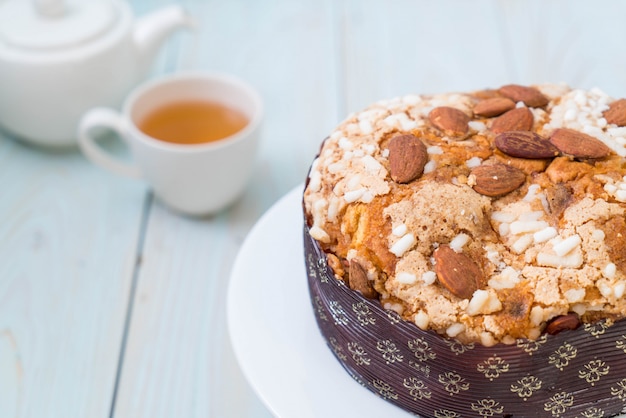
[33,0,65,17]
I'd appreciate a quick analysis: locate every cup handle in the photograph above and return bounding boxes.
[78,108,142,179]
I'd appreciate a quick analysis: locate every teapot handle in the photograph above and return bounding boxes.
[78,108,142,179]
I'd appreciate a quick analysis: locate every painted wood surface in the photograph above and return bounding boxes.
[0,139,147,417]
[2,1,626,417]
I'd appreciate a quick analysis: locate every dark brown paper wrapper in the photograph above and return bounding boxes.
[304,224,626,418]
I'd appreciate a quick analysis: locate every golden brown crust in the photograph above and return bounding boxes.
[304,84,626,345]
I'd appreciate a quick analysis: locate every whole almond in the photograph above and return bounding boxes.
[470,163,526,197]
[473,97,516,117]
[428,106,470,137]
[348,260,378,299]
[603,98,626,126]
[545,313,581,335]
[549,128,612,159]
[388,134,428,183]
[495,131,560,159]
[498,84,549,107]
[433,245,482,299]
[490,107,534,134]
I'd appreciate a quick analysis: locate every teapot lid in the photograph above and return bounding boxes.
[0,0,118,50]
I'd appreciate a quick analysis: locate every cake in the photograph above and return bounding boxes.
[303,83,626,417]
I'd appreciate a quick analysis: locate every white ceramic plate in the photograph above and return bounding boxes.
[227,185,410,418]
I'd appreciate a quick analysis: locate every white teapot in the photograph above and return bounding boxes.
[0,0,194,147]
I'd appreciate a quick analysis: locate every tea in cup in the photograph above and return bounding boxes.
[78,72,263,216]
[138,100,249,145]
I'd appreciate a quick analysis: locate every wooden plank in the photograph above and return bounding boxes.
[0,1,188,414]
[113,203,268,418]
[0,137,147,418]
[113,0,340,417]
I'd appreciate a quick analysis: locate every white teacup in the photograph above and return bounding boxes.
[78,72,263,216]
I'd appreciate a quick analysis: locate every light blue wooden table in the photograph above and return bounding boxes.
[2,1,626,417]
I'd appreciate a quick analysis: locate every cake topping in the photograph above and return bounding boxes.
[387,134,428,184]
[549,127,612,159]
[466,288,502,316]
[473,97,516,117]
[490,106,534,133]
[495,131,560,159]
[348,260,378,299]
[602,98,626,126]
[469,163,526,197]
[304,83,626,344]
[498,84,549,107]
[433,245,483,299]
[427,106,470,137]
[389,232,416,257]
[545,313,581,335]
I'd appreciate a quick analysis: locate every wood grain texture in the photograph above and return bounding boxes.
[0,138,146,418]
[113,1,339,417]
[113,200,267,418]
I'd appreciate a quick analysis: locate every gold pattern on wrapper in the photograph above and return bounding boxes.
[304,224,626,418]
